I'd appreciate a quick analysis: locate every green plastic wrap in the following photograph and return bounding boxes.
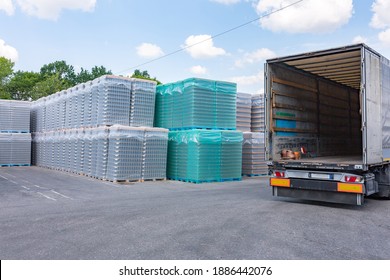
[167,129,243,183]
[155,84,174,128]
[154,85,164,128]
[221,131,243,180]
[187,130,221,182]
[216,80,237,94]
[167,131,179,179]
[155,78,237,130]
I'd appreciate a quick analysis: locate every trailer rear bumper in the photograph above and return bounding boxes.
[270,178,365,205]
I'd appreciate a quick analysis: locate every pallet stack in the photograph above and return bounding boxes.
[0,100,31,166]
[106,126,168,181]
[236,92,251,132]
[167,130,242,183]
[235,94,268,177]
[31,75,168,182]
[242,132,268,176]
[251,95,265,132]
[32,126,167,181]
[155,78,236,130]
[156,78,243,183]
[31,76,156,131]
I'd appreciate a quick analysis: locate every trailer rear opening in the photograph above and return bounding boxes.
[265,44,390,205]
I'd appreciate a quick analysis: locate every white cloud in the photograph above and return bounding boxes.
[14,0,96,20]
[370,0,390,45]
[235,48,276,67]
[253,89,264,96]
[371,0,390,29]
[352,36,368,44]
[183,35,227,59]
[230,71,264,94]
[231,71,263,85]
[379,29,390,45]
[0,0,14,15]
[0,39,18,62]
[190,65,207,75]
[136,43,164,58]
[210,0,241,4]
[256,0,353,33]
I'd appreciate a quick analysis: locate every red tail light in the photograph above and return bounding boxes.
[344,176,358,183]
[274,171,285,178]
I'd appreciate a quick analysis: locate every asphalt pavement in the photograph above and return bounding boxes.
[1,166,389,260]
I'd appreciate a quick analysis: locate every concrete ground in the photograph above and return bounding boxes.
[0,166,389,260]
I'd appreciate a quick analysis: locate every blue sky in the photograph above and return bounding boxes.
[1,0,390,94]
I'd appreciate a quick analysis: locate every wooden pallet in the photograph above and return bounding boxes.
[110,178,167,184]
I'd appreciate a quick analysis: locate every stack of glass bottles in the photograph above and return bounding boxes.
[32,126,168,181]
[167,130,242,183]
[0,100,31,166]
[0,133,31,166]
[242,132,268,176]
[0,100,30,132]
[155,78,237,130]
[29,75,169,182]
[30,75,157,131]
[143,127,169,180]
[186,130,221,182]
[94,127,110,180]
[220,131,243,180]
[106,126,144,181]
[155,78,242,183]
[236,92,252,132]
[251,95,265,132]
[130,79,156,127]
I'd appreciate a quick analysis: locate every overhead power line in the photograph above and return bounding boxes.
[117,0,304,74]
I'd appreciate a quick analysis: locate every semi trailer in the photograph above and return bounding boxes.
[265,44,390,205]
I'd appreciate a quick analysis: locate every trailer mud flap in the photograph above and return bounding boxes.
[273,187,364,205]
[270,178,365,205]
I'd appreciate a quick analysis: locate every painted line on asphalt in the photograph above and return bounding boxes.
[0,175,8,180]
[50,190,73,200]
[2,172,16,178]
[103,182,121,187]
[37,192,57,201]
[34,185,48,190]
[19,178,32,184]
[20,185,30,190]
[84,177,121,187]
[8,179,18,184]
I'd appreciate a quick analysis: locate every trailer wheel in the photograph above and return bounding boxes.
[370,192,390,200]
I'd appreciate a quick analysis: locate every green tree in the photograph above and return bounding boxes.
[40,60,77,87]
[6,71,42,100]
[75,67,92,84]
[1,58,113,100]
[0,57,14,99]
[131,69,161,84]
[91,65,112,78]
[0,57,14,82]
[75,66,112,84]
[31,74,68,100]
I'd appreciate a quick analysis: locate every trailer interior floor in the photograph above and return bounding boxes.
[281,155,362,165]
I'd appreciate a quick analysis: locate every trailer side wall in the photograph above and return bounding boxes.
[381,55,390,161]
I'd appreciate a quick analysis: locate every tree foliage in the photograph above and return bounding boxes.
[31,74,68,100]
[91,66,112,79]
[0,57,113,100]
[131,69,161,85]
[40,60,76,88]
[0,57,14,82]
[0,57,14,99]
[6,71,42,100]
[75,66,112,84]
[0,59,161,101]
